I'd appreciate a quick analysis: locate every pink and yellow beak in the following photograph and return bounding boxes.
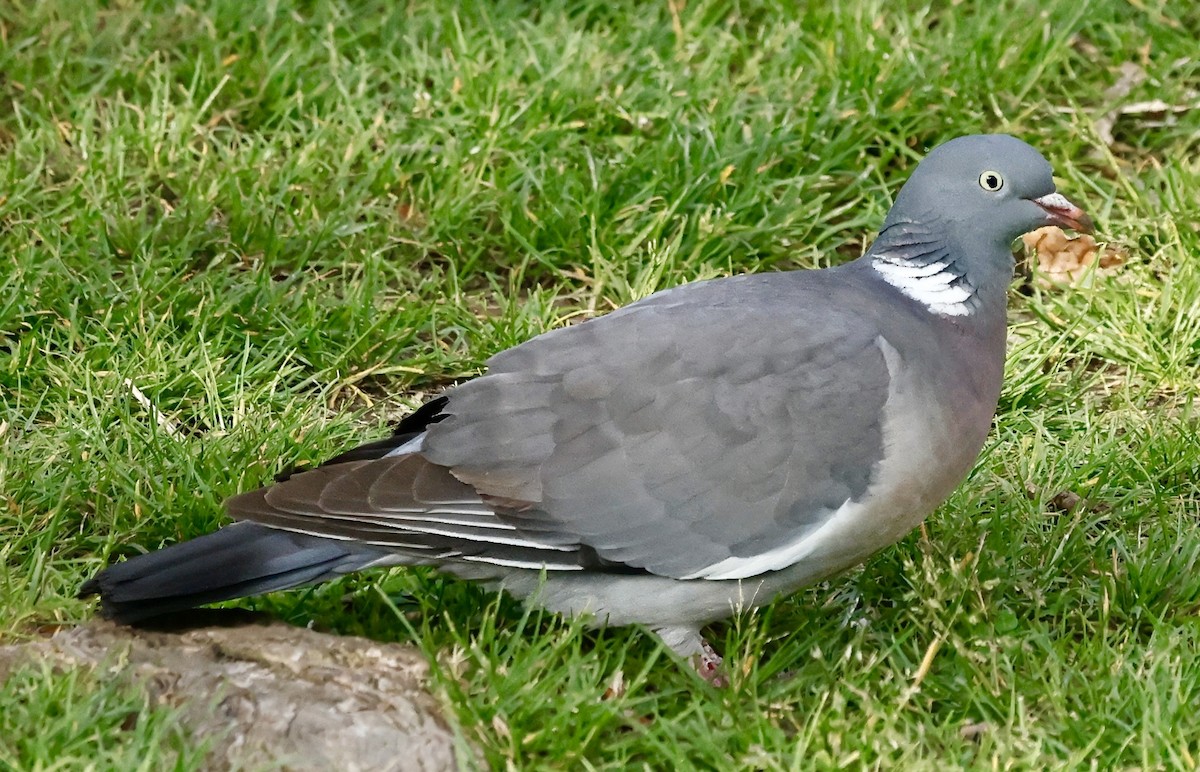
[1031,192,1094,234]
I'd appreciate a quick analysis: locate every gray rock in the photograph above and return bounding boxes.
[0,618,464,771]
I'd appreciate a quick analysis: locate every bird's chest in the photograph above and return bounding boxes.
[865,330,1003,541]
[753,328,1003,603]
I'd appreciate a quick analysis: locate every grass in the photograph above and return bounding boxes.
[2,0,1199,767]
[0,663,208,770]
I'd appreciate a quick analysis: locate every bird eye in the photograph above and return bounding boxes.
[978,170,1004,191]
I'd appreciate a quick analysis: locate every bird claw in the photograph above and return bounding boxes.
[691,640,728,687]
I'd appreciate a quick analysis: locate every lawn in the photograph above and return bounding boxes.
[2,0,1199,768]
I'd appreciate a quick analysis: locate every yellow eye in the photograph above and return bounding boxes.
[979,170,1004,191]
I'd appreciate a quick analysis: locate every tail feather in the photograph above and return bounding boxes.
[79,522,391,624]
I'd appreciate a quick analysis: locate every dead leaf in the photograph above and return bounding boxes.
[1096,62,1147,147]
[601,669,626,700]
[1022,227,1125,288]
[1094,60,1199,147]
[491,713,512,741]
[1070,34,1101,60]
[960,721,990,741]
[1104,62,1147,102]
[1049,490,1084,513]
[396,202,426,229]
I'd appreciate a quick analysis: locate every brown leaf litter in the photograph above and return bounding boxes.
[1021,227,1126,288]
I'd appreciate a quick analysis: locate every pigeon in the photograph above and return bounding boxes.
[80,134,1092,683]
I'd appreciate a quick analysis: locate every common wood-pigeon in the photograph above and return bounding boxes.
[81,134,1092,683]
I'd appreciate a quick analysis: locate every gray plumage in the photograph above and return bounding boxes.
[81,134,1092,681]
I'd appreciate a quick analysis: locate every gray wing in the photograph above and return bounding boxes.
[422,273,891,579]
[226,452,598,572]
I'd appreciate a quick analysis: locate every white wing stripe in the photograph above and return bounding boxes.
[383,434,426,456]
[680,497,854,580]
[458,555,584,571]
[368,509,516,527]
[254,522,437,551]
[392,514,518,530]
[373,522,576,550]
[295,510,576,551]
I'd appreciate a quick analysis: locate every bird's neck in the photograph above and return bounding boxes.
[863,216,1014,320]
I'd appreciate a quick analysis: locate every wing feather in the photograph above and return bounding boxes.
[228,271,893,581]
[422,272,892,578]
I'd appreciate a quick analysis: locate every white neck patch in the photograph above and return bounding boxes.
[871,254,975,317]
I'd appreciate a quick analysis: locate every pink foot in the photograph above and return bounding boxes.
[691,640,728,687]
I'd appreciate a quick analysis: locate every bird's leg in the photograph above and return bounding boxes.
[693,639,728,687]
[652,626,728,687]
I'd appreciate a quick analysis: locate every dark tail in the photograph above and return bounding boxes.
[79,522,391,624]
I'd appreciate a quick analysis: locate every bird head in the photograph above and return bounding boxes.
[887,134,1093,245]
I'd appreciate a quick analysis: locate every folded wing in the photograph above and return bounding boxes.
[230,273,892,581]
